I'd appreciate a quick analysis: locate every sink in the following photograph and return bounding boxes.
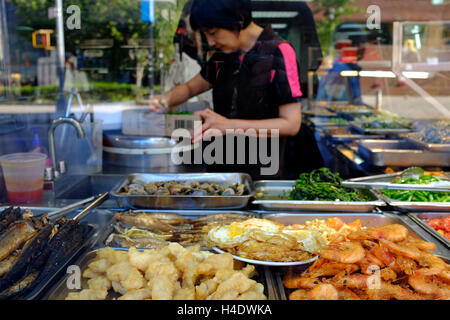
[55,174,126,199]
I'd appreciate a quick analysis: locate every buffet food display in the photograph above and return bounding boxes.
[426,216,450,240]
[1,165,449,301]
[350,120,415,135]
[379,172,450,204]
[253,168,386,212]
[111,173,255,210]
[282,224,450,300]
[343,168,450,192]
[0,207,94,299]
[64,245,267,300]
[206,217,362,264]
[1,0,449,304]
[406,120,450,152]
[105,211,254,249]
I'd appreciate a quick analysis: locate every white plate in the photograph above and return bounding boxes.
[212,247,318,267]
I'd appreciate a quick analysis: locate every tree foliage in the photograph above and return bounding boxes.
[10,0,187,75]
[313,0,363,56]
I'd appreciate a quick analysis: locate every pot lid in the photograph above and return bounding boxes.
[103,130,179,149]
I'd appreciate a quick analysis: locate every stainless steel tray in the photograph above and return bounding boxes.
[377,191,450,212]
[0,207,106,300]
[357,139,450,167]
[320,126,384,142]
[351,121,415,135]
[111,173,255,210]
[23,223,96,300]
[0,206,56,217]
[276,253,450,300]
[252,180,386,212]
[407,212,450,249]
[263,212,449,300]
[406,136,450,153]
[303,109,337,118]
[330,106,375,117]
[308,117,349,127]
[45,248,279,300]
[343,172,450,192]
[99,209,258,250]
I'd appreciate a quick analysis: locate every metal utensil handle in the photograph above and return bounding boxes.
[47,195,97,220]
[73,192,109,221]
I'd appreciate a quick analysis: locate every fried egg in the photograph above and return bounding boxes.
[282,229,327,253]
[207,219,283,248]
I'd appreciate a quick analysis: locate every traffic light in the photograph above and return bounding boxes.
[32,29,55,50]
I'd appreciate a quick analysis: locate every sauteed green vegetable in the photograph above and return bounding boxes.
[381,175,450,202]
[288,168,372,201]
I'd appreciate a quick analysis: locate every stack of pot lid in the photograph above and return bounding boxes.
[103,130,195,155]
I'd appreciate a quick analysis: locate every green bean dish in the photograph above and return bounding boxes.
[381,175,450,202]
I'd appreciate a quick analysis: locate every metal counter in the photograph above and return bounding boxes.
[2,204,449,300]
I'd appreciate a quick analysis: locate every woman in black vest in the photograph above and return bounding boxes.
[150,0,302,180]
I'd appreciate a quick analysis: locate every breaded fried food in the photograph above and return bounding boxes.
[106,261,132,283]
[174,249,200,288]
[65,289,108,300]
[88,276,111,291]
[128,246,160,272]
[195,278,219,300]
[65,245,266,300]
[148,275,177,300]
[207,272,257,300]
[196,253,234,277]
[236,283,266,300]
[82,268,102,279]
[111,281,127,295]
[145,260,179,283]
[121,267,146,291]
[173,287,196,300]
[88,258,111,273]
[118,288,152,300]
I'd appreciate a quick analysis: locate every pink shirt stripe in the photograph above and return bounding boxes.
[270,70,276,83]
[278,42,302,98]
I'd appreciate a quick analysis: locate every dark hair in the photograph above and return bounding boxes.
[190,0,252,32]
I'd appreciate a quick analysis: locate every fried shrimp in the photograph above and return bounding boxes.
[306,284,339,300]
[348,224,408,242]
[437,268,450,284]
[402,237,436,251]
[408,274,450,300]
[415,252,447,276]
[284,224,449,300]
[380,267,397,282]
[369,282,424,301]
[378,239,422,260]
[289,289,309,300]
[330,274,371,290]
[283,276,321,289]
[395,254,417,275]
[319,241,365,264]
[337,288,360,300]
[371,245,396,267]
[302,262,359,278]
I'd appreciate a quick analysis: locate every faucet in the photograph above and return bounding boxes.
[48,117,85,177]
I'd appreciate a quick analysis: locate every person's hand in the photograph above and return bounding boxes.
[149,95,168,114]
[192,108,232,143]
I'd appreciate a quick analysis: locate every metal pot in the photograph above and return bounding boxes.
[102,130,202,173]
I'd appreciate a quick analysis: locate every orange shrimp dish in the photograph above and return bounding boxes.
[284,224,450,300]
